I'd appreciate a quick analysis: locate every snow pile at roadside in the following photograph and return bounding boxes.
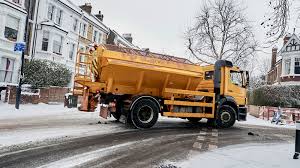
[177,143,298,168]
[238,114,296,129]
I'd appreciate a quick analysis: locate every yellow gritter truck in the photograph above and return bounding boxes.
[73,44,249,128]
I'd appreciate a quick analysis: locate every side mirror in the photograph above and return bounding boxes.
[245,71,249,87]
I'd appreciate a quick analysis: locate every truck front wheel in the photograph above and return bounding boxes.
[131,99,159,129]
[216,105,236,128]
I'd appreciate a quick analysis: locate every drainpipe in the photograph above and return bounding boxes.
[31,0,41,59]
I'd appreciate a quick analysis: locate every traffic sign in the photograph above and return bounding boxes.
[14,42,26,52]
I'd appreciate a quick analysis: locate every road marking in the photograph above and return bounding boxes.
[212,129,218,133]
[193,142,203,149]
[211,132,218,137]
[197,136,205,141]
[199,131,207,136]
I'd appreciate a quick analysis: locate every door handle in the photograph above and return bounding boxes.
[228,90,233,92]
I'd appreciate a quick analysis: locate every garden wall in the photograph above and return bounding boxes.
[6,86,69,104]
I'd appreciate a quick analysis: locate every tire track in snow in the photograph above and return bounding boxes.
[37,140,150,168]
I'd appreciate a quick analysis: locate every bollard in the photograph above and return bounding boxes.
[294,121,300,159]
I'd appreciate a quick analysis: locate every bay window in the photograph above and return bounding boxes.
[69,43,76,60]
[53,35,63,55]
[80,23,87,37]
[93,30,98,43]
[0,58,14,83]
[284,59,291,75]
[4,15,19,42]
[73,18,78,32]
[98,33,102,44]
[42,31,49,51]
[295,58,300,74]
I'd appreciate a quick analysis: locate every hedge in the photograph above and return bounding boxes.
[23,60,72,89]
[248,85,300,108]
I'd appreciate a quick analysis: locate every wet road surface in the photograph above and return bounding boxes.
[0,121,295,168]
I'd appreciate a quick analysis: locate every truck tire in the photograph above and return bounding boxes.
[130,99,159,129]
[216,105,236,128]
[187,118,202,123]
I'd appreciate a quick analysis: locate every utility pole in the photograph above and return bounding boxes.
[15,0,30,109]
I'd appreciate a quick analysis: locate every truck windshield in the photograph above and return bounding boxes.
[230,71,243,87]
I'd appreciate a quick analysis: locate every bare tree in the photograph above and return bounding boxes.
[186,0,258,65]
[261,0,290,43]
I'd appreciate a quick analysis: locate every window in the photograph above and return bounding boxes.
[69,43,76,60]
[56,9,63,25]
[230,71,243,87]
[204,71,214,80]
[73,18,78,32]
[98,33,102,44]
[285,39,300,52]
[4,15,19,42]
[295,58,300,74]
[12,0,21,4]
[80,23,87,37]
[42,31,49,51]
[53,35,63,55]
[93,30,98,43]
[47,4,55,20]
[284,59,291,75]
[0,58,14,83]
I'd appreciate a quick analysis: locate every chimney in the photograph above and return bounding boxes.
[283,34,291,45]
[271,47,278,68]
[95,11,104,21]
[80,3,92,14]
[123,33,133,43]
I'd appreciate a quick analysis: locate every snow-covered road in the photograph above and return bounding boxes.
[0,103,298,168]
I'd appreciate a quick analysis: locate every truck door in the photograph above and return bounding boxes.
[225,70,246,105]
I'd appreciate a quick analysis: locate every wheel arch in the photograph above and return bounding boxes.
[219,96,238,119]
[129,95,161,112]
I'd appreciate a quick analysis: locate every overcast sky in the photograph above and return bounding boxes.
[73,0,292,60]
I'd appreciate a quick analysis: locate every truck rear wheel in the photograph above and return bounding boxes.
[131,99,159,129]
[216,105,236,128]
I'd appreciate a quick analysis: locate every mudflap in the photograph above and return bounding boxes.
[238,107,247,121]
[119,110,135,128]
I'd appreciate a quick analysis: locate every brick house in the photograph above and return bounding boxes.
[267,34,300,85]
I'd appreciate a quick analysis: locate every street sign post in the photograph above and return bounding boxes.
[15,42,26,110]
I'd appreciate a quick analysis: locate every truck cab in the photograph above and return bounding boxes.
[198,60,248,124]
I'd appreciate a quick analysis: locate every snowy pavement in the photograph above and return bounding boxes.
[237,114,296,129]
[0,103,126,148]
[173,143,299,168]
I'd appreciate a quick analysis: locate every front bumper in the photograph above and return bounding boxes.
[237,106,247,121]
